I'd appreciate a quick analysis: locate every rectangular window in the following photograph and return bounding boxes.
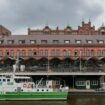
[41,40,47,44]
[76,40,81,44]
[91,80,98,85]
[76,81,86,86]
[64,40,70,44]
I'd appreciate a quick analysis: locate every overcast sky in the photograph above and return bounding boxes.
[0,0,105,34]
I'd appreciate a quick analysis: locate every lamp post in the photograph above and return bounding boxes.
[47,50,50,72]
[80,50,82,72]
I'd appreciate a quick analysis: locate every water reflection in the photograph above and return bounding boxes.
[67,95,105,105]
[0,101,67,105]
[0,95,105,105]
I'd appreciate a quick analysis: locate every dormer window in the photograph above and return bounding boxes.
[19,40,25,44]
[65,26,72,34]
[0,40,3,44]
[8,40,14,44]
[30,40,36,44]
[98,40,104,44]
[76,40,81,44]
[53,40,59,44]
[64,40,70,44]
[43,26,51,34]
[41,40,47,44]
[87,40,93,44]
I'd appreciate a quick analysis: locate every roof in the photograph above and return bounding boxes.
[0,34,105,45]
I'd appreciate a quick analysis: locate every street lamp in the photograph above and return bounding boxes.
[80,50,82,72]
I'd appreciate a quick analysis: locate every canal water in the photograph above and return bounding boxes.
[0,95,105,105]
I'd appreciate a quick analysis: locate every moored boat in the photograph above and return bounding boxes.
[0,58,69,100]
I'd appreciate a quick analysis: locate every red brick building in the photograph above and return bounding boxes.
[0,21,105,89]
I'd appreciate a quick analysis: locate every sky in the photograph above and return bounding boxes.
[0,0,105,34]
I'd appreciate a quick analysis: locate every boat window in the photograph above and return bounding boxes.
[46,89,49,91]
[42,89,44,92]
[37,89,39,92]
[0,79,1,81]
[3,79,5,82]
[7,79,10,82]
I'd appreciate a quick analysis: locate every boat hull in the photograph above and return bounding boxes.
[0,92,68,101]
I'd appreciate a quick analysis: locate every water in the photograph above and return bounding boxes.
[0,95,105,105]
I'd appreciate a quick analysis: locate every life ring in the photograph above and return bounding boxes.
[28,84,32,88]
[23,84,27,88]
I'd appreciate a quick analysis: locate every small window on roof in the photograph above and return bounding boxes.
[19,40,25,44]
[76,40,81,44]
[53,40,59,44]
[0,40,3,44]
[87,40,93,44]
[41,40,47,44]
[98,40,104,44]
[8,40,14,44]
[64,40,70,44]
[30,40,36,44]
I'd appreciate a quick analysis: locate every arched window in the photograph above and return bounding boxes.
[90,50,94,57]
[10,50,14,56]
[51,49,55,56]
[79,50,83,57]
[63,50,67,57]
[40,49,43,56]
[102,50,105,56]
[74,49,78,56]
[68,50,71,56]
[28,50,32,56]
[17,50,21,57]
[97,50,101,56]
[33,49,37,56]
[86,49,90,57]
[56,49,60,56]
[5,50,9,56]
[45,49,48,56]
[21,50,26,57]
[0,50,3,57]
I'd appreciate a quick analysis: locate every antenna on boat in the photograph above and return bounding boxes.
[80,50,82,72]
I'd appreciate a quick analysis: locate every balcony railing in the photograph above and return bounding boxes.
[0,66,103,73]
